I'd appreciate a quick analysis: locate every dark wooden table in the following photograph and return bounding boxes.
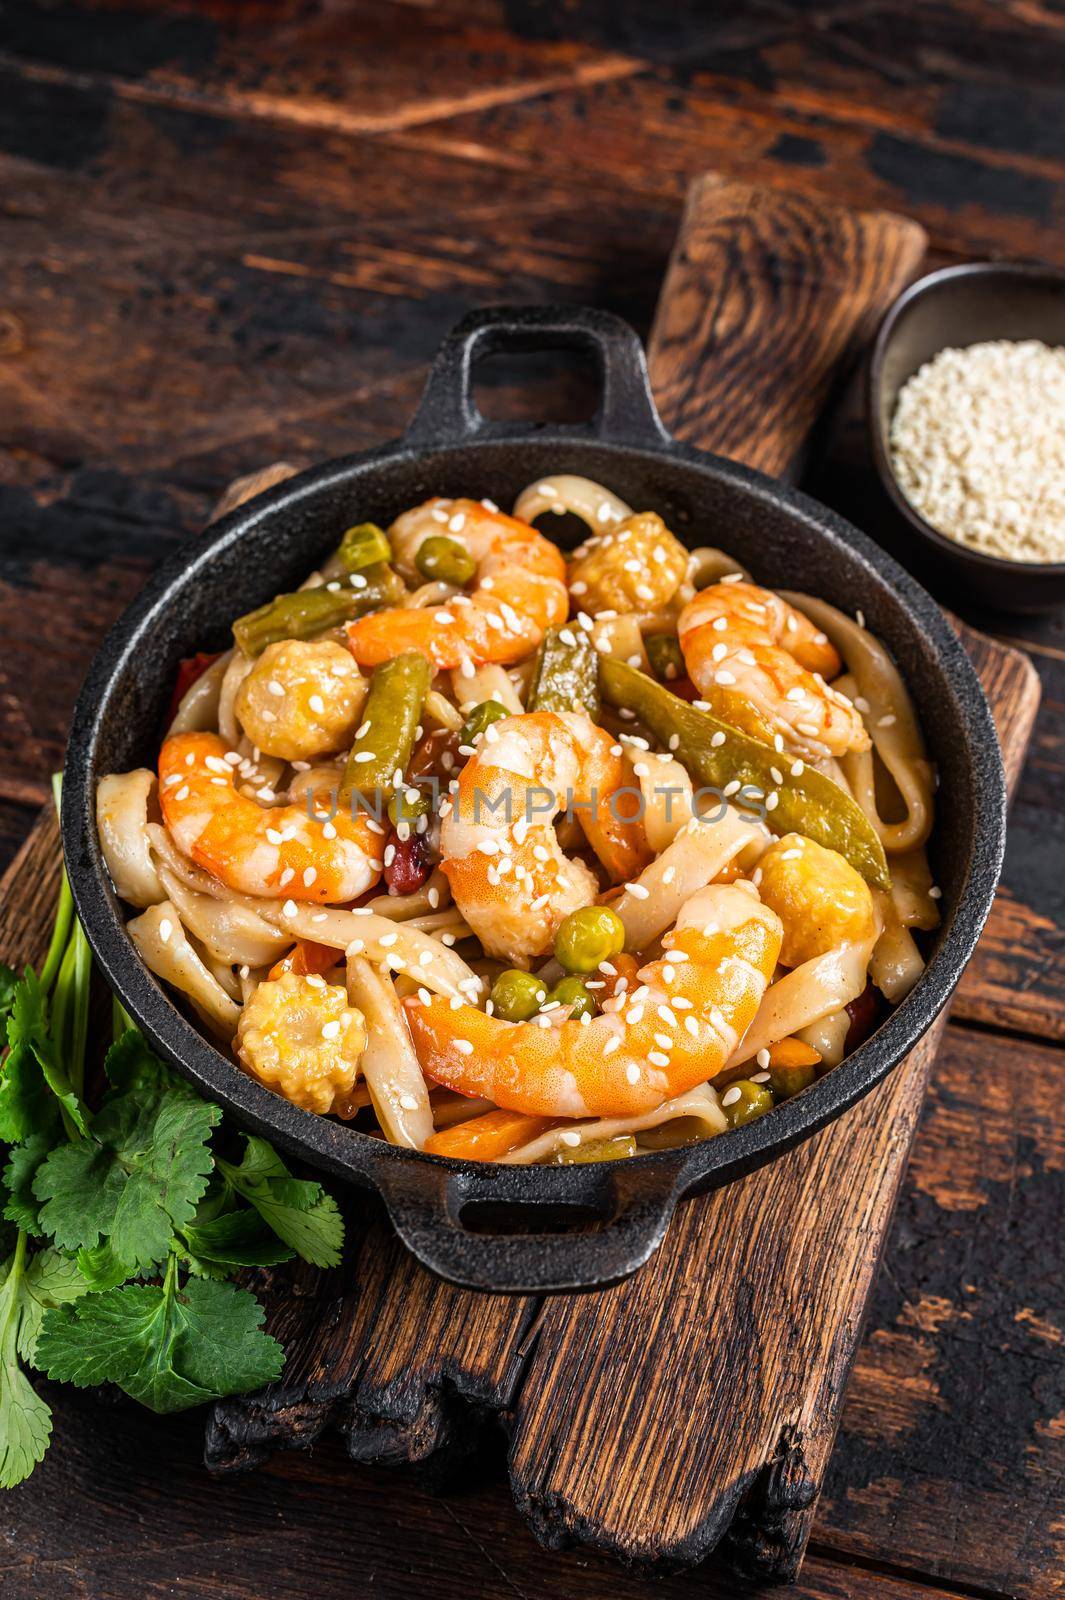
[1,5,1062,1597]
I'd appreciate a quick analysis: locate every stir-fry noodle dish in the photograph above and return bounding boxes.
[98,478,939,1166]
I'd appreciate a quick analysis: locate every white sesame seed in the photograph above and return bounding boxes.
[321,1020,341,1040]
[625,1062,640,1083]
[559,1130,581,1148]
[722,1086,742,1107]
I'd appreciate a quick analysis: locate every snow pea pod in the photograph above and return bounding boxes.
[598,656,889,889]
[233,565,403,658]
[527,625,600,717]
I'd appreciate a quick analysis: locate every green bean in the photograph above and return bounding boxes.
[645,633,685,683]
[233,565,403,658]
[338,651,431,802]
[550,1135,638,1165]
[527,625,600,716]
[598,657,889,889]
[415,535,476,587]
[338,522,392,572]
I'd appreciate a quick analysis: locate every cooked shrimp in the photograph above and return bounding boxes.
[236,970,367,1116]
[756,833,877,967]
[235,639,366,761]
[405,883,783,1118]
[346,499,567,670]
[159,732,382,902]
[677,580,870,757]
[440,710,650,966]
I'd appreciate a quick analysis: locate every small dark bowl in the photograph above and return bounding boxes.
[868,262,1065,614]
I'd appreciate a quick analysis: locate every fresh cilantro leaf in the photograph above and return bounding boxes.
[179,1209,294,1276]
[104,1029,178,1096]
[33,1084,220,1274]
[37,1267,284,1413]
[0,973,90,1141]
[2,1133,59,1234]
[74,1241,130,1292]
[0,963,16,1026]
[0,976,59,1143]
[217,1137,344,1269]
[0,1239,52,1487]
[15,1248,90,1363]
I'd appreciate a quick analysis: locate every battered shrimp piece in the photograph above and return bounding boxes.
[405,883,783,1118]
[440,711,650,966]
[757,834,876,967]
[346,499,567,670]
[237,970,367,1115]
[567,511,689,614]
[159,732,382,902]
[235,639,366,762]
[678,581,870,757]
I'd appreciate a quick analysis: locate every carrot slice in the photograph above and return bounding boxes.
[268,938,339,981]
[424,1109,559,1162]
[765,1037,822,1069]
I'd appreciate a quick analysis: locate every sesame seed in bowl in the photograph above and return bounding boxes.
[868,262,1065,614]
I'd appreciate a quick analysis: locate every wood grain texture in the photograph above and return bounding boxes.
[646,175,926,476]
[819,1026,1065,1600]
[206,179,1036,1585]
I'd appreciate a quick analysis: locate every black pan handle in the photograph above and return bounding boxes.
[402,304,670,450]
[376,1158,680,1295]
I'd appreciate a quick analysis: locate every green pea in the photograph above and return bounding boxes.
[387,788,431,829]
[645,633,685,682]
[490,969,547,1023]
[338,522,392,572]
[721,1079,775,1128]
[769,1060,816,1100]
[415,535,476,587]
[459,699,510,749]
[547,976,596,1020]
[554,906,626,975]
[551,1135,637,1165]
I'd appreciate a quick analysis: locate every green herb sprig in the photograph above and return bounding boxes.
[0,779,345,1488]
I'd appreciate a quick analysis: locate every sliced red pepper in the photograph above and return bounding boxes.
[167,651,222,725]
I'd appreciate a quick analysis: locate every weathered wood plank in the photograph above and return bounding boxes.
[818,1025,1065,1600]
[0,1386,986,1600]
[396,70,1065,265]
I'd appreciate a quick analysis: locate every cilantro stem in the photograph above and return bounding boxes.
[68,921,92,1103]
[39,872,73,997]
[112,997,135,1044]
[0,1231,28,1342]
[50,936,81,1142]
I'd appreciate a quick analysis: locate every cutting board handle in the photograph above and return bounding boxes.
[648,174,926,478]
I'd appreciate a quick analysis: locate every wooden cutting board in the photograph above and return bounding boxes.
[0,176,1038,1584]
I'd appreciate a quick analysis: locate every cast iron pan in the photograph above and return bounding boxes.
[63,307,1006,1294]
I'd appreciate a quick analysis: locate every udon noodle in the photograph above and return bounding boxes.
[98,476,938,1166]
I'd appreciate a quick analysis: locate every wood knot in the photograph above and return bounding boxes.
[0,311,26,357]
